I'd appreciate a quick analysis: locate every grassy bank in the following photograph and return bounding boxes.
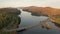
[0,8,21,34]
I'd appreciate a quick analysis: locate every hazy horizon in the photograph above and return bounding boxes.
[0,0,60,8]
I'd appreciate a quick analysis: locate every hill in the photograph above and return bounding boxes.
[23,6,60,25]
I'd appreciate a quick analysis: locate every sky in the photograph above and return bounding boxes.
[0,0,60,8]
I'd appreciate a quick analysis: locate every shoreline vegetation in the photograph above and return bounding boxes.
[22,6,60,26]
[0,6,60,34]
[0,8,21,34]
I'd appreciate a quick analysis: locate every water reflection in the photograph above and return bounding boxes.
[17,16,21,27]
[30,12,48,17]
[54,23,60,28]
[31,12,41,16]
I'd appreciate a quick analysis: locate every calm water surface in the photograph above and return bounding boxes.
[17,9,60,34]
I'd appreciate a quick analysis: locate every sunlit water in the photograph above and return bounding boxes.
[17,9,60,34]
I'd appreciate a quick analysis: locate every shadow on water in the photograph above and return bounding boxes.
[17,16,21,27]
[28,11,48,17]
[31,12,41,16]
[54,22,60,28]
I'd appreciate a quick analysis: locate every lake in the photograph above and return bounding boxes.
[17,9,60,34]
